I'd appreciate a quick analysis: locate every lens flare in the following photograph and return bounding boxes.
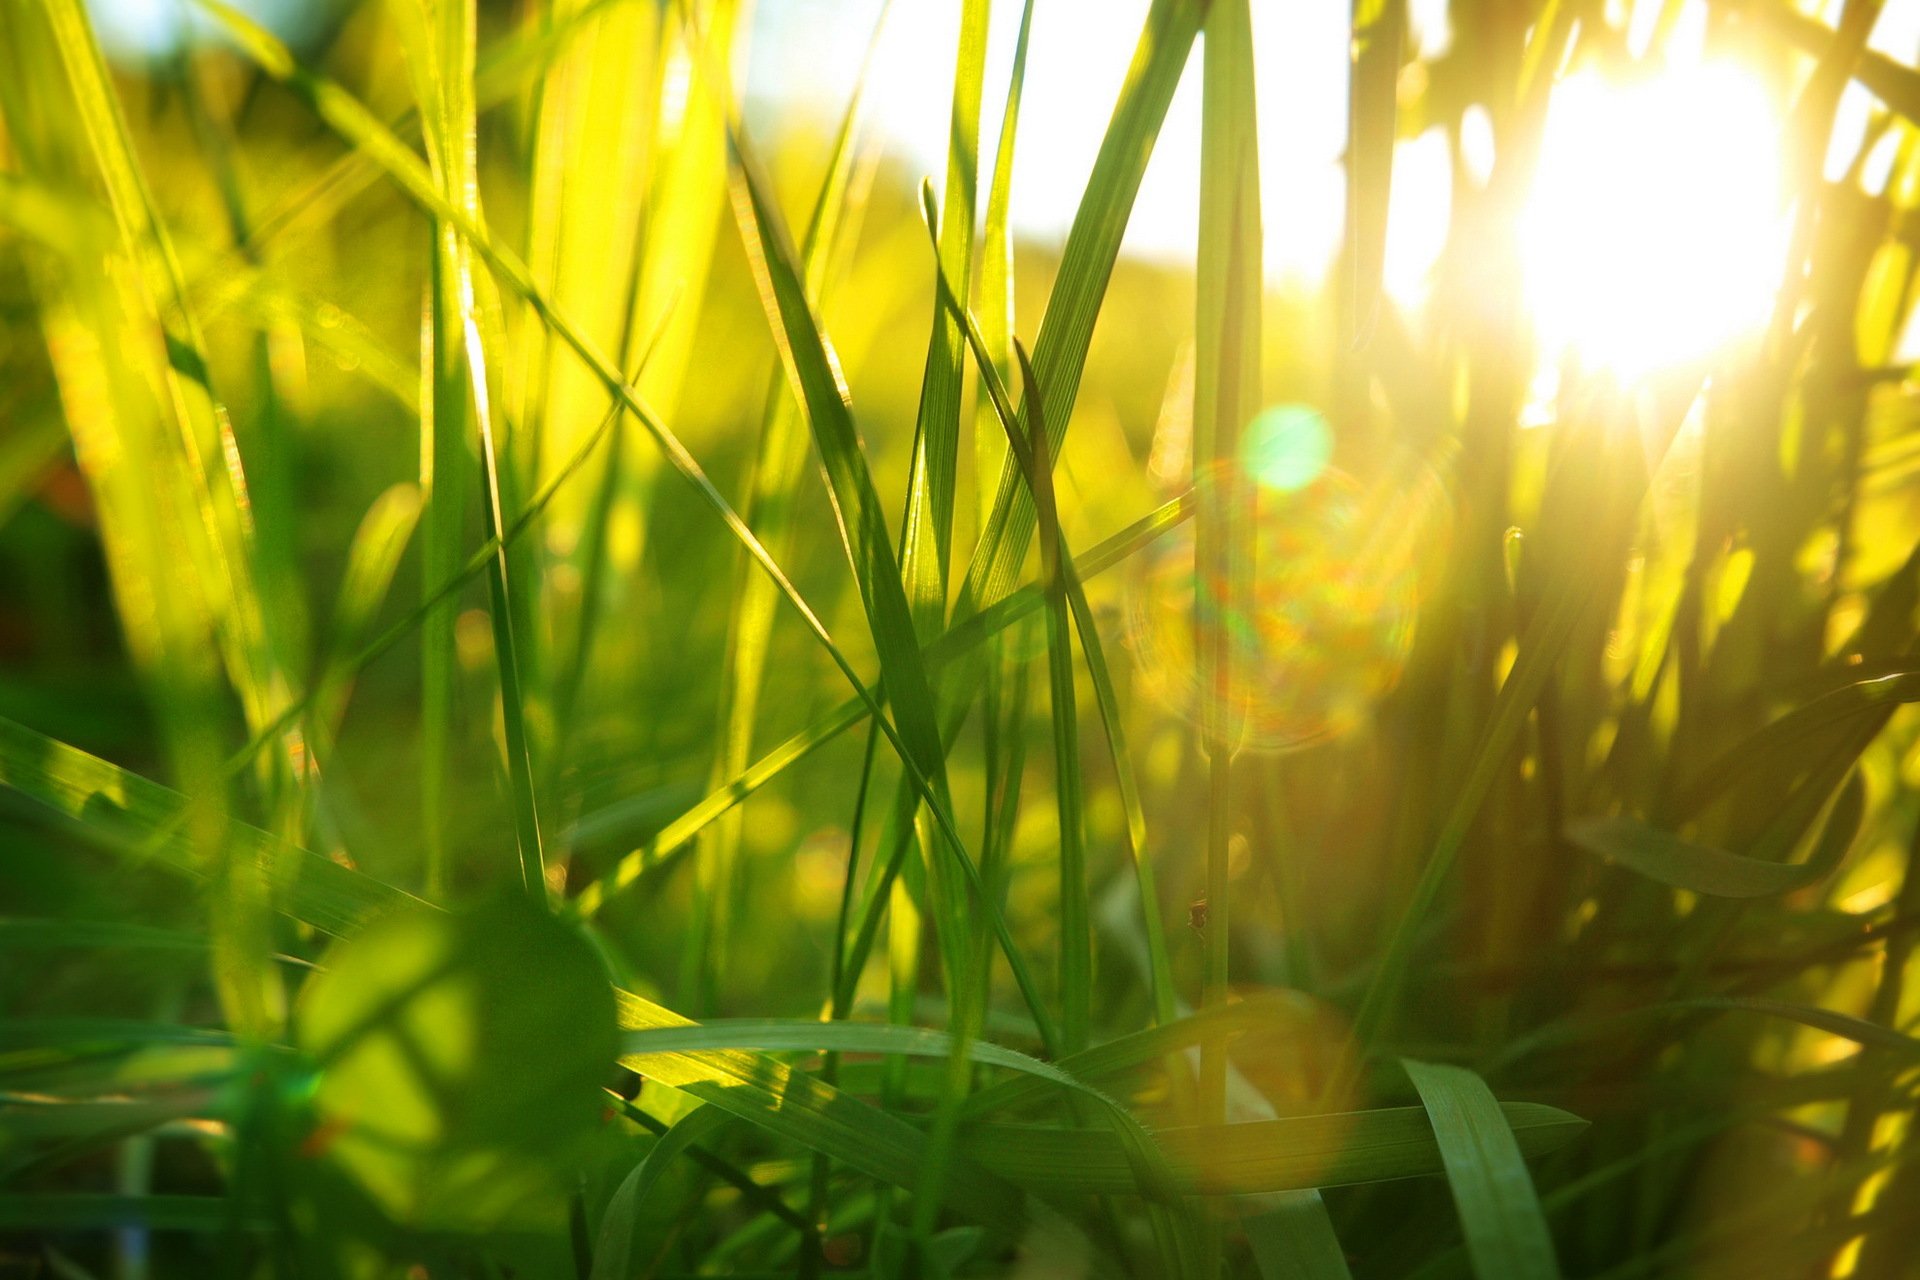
[1241,403,1333,493]
[1127,462,1439,753]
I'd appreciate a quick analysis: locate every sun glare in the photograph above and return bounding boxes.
[1522,61,1790,379]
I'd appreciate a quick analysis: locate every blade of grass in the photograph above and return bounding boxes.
[1346,0,1405,349]
[1403,1058,1562,1280]
[1244,1192,1356,1280]
[921,188,1179,1028]
[973,0,1036,532]
[1194,0,1265,1146]
[960,0,1207,616]
[696,1,891,1010]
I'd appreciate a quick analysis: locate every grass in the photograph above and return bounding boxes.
[4,0,1920,1276]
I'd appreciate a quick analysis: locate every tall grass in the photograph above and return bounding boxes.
[4,0,1920,1276]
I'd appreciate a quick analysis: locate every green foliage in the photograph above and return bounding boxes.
[6,0,1920,1275]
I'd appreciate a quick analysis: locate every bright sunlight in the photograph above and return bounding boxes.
[1521,59,1791,378]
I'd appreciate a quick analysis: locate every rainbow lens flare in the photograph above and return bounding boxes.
[1127,462,1435,753]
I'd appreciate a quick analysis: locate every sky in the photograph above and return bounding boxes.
[742,0,1358,281]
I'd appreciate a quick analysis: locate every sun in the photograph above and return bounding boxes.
[1521,60,1791,380]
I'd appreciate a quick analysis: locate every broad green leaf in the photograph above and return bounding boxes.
[294,895,617,1227]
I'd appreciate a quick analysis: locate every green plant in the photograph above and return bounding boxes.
[4,0,1920,1276]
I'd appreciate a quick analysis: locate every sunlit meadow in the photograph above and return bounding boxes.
[6,0,1920,1275]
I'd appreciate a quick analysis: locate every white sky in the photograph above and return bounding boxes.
[743,0,1354,282]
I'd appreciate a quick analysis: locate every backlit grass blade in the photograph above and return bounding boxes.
[36,0,293,770]
[311,485,423,743]
[1194,0,1263,1148]
[392,0,546,901]
[922,195,1179,1028]
[699,4,890,1009]
[900,0,989,635]
[725,123,1050,1036]
[5,1,283,1035]
[1403,1059,1562,1280]
[1006,343,1092,1053]
[1346,0,1405,349]
[973,0,1036,530]
[960,0,1207,615]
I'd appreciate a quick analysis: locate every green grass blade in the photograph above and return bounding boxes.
[590,1106,737,1280]
[959,0,1207,615]
[1244,1192,1355,1280]
[900,0,989,633]
[1567,766,1863,897]
[973,0,1035,531]
[698,3,890,1008]
[1012,343,1091,1052]
[959,1101,1587,1196]
[1403,1059,1562,1280]
[922,193,1179,1028]
[1194,0,1263,1146]
[1346,0,1404,349]
[725,122,1053,1044]
[312,484,423,742]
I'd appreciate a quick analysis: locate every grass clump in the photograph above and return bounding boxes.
[4,0,1920,1276]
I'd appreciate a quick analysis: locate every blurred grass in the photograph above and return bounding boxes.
[6,0,1920,1276]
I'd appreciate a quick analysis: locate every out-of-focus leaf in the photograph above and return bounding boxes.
[956,1100,1587,1196]
[1569,768,1863,897]
[294,894,618,1228]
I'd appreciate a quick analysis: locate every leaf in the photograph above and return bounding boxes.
[957,1100,1587,1196]
[726,123,1050,1038]
[312,484,422,740]
[1402,1059,1562,1280]
[1675,670,1920,816]
[960,0,1208,615]
[590,1105,736,1280]
[294,894,618,1227]
[1346,0,1405,348]
[1567,767,1862,897]
[1244,1191,1355,1280]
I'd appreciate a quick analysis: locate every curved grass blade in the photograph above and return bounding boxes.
[1568,767,1863,898]
[959,1101,1587,1197]
[921,194,1178,1027]
[1402,1059,1561,1280]
[725,120,1051,1042]
[1244,1192,1355,1280]
[698,1,891,1007]
[590,1106,738,1280]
